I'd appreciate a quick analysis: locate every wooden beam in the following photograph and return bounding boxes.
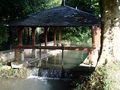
[92,26,101,48]
[44,27,48,46]
[58,29,61,44]
[27,28,30,44]
[32,28,36,46]
[91,26,96,48]
[12,45,94,51]
[39,43,41,59]
[54,29,56,46]
[17,28,23,46]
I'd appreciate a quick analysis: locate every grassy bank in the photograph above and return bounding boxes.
[0,63,28,79]
[73,61,120,90]
[73,67,105,90]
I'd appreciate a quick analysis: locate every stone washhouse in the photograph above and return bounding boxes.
[6,5,101,67]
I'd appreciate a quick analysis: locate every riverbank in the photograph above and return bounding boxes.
[73,61,120,90]
[0,63,28,78]
[73,67,104,90]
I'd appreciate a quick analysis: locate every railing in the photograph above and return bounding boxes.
[12,45,95,52]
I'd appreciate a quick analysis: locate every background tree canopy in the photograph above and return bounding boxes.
[0,0,62,21]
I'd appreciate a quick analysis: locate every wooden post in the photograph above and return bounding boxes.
[15,28,24,61]
[58,29,61,44]
[92,26,101,48]
[88,26,101,65]
[18,28,23,46]
[32,28,36,46]
[54,29,56,46]
[91,26,96,48]
[31,27,37,58]
[44,27,48,46]
[27,28,30,44]
[39,43,41,59]
[95,26,101,49]
[61,44,64,66]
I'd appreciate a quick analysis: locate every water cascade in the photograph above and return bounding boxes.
[27,50,88,80]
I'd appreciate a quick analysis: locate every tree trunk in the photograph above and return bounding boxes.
[98,0,120,65]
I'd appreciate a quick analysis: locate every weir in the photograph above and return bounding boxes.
[27,50,90,80]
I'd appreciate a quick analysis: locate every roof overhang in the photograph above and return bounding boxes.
[5,6,101,27]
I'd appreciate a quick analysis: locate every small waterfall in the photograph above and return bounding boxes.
[27,67,73,80]
[38,68,62,79]
[26,50,85,80]
[27,68,39,79]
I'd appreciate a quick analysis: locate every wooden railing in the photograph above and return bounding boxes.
[12,45,95,51]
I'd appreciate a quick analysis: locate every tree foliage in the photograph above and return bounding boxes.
[0,27,8,44]
[0,0,62,21]
[66,0,100,15]
[62,27,92,47]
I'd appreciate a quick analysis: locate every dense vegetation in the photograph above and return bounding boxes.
[62,27,92,47]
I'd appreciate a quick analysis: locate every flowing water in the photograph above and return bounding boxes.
[39,50,88,69]
[0,50,88,90]
[0,78,71,90]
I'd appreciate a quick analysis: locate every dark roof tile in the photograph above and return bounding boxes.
[7,6,100,27]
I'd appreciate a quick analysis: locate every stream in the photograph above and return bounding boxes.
[0,79,71,90]
[0,50,88,90]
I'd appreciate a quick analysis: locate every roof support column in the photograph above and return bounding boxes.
[27,28,30,44]
[54,29,56,46]
[87,26,101,65]
[58,29,61,45]
[92,26,101,48]
[91,26,96,48]
[44,27,48,46]
[32,27,36,46]
[18,28,23,46]
[31,27,37,58]
[15,28,24,61]
[39,43,41,59]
